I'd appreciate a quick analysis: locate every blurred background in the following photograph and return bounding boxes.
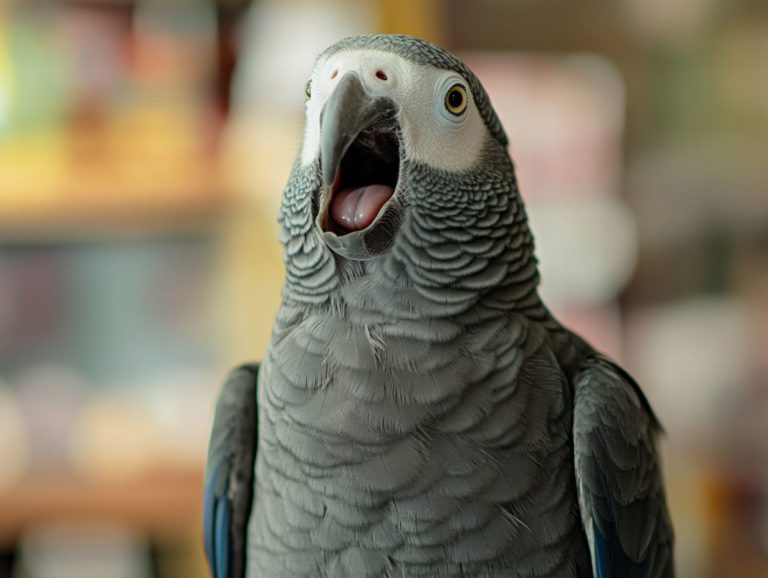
[0,0,766,576]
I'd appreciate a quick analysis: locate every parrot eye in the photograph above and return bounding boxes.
[444,84,467,116]
[304,79,312,101]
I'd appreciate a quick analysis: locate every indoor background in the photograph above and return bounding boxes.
[0,0,766,577]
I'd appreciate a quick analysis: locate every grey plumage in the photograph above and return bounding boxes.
[204,365,258,578]
[573,356,674,576]
[204,34,674,578]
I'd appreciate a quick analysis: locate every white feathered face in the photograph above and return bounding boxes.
[298,49,490,251]
[301,49,488,172]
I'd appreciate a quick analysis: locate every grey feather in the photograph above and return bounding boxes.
[573,355,675,576]
[204,364,258,578]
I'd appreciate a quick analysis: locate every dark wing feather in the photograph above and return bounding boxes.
[573,355,674,578]
[203,364,259,578]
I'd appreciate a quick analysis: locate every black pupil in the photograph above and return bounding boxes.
[448,88,463,109]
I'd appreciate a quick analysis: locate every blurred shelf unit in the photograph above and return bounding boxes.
[0,157,234,242]
[0,467,204,548]
[55,0,252,5]
[0,95,235,241]
[0,0,246,242]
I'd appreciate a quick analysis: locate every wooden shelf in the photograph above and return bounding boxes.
[0,116,236,241]
[0,192,231,243]
[0,468,205,547]
[58,0,252,6]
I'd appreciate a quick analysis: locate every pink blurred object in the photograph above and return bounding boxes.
[15,364,88,474]
[460,52,636,356]
[555,303,625,362]
[53,4,131,107]
[461,53,624,202]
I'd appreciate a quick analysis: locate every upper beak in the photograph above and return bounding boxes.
[320,72,394,186]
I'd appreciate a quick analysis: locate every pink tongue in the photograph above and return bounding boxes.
[331,185,394,232]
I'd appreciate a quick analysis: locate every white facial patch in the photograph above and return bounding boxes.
[300,50,488,173]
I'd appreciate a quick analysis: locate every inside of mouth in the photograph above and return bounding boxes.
[328,118,400,235]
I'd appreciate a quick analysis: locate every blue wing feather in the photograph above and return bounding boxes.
[203,463,231,578]
[593,520,611,577]
[202,469,217,567]
[215,489,231,578]
[593,520,653,578]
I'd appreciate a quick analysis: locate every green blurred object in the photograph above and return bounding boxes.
[1,8,70,136]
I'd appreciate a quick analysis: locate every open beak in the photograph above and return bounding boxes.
[320,72,395,186]
[317,72,400,239]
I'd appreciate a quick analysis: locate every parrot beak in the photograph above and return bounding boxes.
[315,71,403,259]
[319,72,396,187]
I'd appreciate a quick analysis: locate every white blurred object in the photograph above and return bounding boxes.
[626,297,751,440]
[225,0,376,207]
[0,381,29,489]
[14,523,151,578]
[139,369,217,465]
[530,195,638,306]
[70,371,217,479]
[232,0,376,114]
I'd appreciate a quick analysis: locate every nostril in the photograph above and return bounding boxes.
[375,70,388,81]
[330,69,338,79]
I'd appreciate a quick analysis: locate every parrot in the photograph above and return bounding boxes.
[203,34,674,578]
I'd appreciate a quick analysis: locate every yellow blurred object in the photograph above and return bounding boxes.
[377,0,444,43]
[214,202,284,370]
[70,396,157,482]
[222,112,301,208]
[0,100,229,238]
[0,130,69,205]
[154,526,210,578]
[217,113,302,367]
[664,451,719,578]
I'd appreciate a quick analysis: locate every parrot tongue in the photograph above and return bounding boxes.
[331,184,394,232]
[321,107,400,237]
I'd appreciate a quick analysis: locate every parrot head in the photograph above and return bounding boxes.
[281,35,535,309]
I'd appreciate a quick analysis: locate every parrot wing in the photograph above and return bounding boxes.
[203,364,259,578]
[572,355,674,578]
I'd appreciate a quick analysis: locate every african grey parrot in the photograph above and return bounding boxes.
[203,34,674,578]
